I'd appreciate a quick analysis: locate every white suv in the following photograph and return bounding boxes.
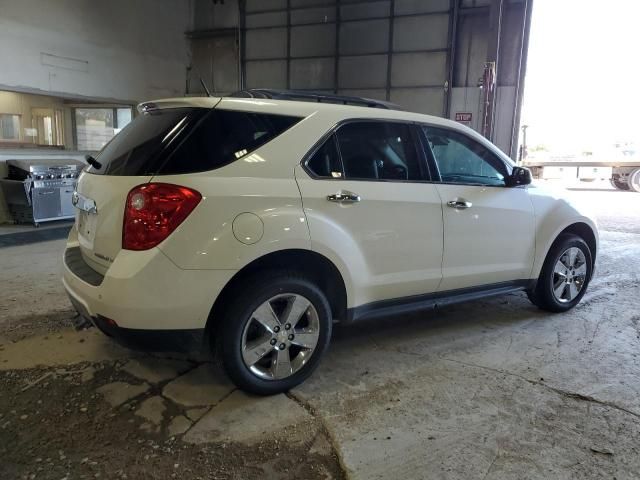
[63,90,598,394]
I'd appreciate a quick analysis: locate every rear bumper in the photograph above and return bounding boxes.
[62,227,236,346]
[67,293,205,352]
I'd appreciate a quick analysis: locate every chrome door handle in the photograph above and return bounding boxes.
[327,191,361,204]
[447,199,472,209]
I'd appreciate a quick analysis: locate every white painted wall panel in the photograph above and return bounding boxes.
[246,0,286,12]
[339,55,388,88]
[291,6,336,24]
[246,60,287,89]
[391,51,447,87]
[339,20,389,55]
[246,12,287,28]
[393,14,449,51]
[290,58,335,89]
[246,28,288,60]
[341,1,390,20]
[291,24,336,57]
[391,88,445,116]
[338,89,387,101]
[394,0,450,15]
[0,0,190,102]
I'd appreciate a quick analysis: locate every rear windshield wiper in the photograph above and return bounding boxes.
[85,154,102,170]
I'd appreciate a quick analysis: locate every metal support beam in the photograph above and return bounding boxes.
[509,0,534,160]
[444,0,459,117]
[333,0,341,94]
[286,0,291,89]
[481,0,504,141]
[239,0,247,89]
[385,0,395,101]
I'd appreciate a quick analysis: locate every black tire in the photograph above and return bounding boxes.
[216,271,332,395]
[527,234,593,313]
[610,178,630,191]
[629,169,640,193]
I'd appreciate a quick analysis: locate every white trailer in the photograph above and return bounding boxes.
[523,159,640,192]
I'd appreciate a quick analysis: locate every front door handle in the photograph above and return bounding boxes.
[327,191,361,204]
[447,199,472,209]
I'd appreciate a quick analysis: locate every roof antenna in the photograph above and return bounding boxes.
[199,77,212,97]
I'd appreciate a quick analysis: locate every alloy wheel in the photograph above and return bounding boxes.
[241,293,320,380]
[551,247,587,303]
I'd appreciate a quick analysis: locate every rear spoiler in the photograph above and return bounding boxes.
[137,97,221,113]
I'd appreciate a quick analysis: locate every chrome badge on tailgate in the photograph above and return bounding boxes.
[72,192,98,214]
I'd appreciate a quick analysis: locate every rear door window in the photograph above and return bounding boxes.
[89,108,302,176]
[306,134,343,179]
[336,122,425,181]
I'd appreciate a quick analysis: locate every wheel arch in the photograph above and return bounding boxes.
[204,248,348,345]
[557,222,597,266]
[533,221,598,281]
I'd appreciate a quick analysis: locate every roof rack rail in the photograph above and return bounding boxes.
[229,89,400,110]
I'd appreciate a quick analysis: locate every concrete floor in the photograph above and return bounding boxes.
[1,184,639,479]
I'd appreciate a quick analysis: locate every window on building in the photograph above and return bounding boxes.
[75,107,134,151]
[0,114,21,141]
[31,108,64,146]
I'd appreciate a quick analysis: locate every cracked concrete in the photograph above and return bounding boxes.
[184,390,312,445]
[162,363,235,407]
[97,381,150,408]
[122,357,193,384]
[1,186,639,479]
[135,395,167,426]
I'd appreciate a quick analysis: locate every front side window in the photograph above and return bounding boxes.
[337,122,424,181]
[423,126,508,186]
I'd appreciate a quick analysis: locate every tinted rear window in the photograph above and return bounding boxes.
[89,108,302,176]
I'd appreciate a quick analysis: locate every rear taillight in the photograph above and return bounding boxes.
[123,183,201,251]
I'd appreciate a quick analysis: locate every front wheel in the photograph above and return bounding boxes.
[527,234,593,312]
[217,272,332,395]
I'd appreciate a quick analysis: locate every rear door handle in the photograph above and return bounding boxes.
[447,199,472,209]
[327,191,361,204]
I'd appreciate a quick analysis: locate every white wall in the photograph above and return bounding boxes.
[0,0,192,103]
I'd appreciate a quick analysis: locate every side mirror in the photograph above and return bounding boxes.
[507,166,532,187]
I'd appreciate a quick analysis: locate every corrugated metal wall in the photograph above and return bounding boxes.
[242,0,452,116]
[187,0,531,158]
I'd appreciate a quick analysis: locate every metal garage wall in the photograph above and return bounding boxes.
[189,0,532,159]
[242,0,453,116]
[450,0,531,156]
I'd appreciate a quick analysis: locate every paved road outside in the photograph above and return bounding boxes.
[1,185,639,479]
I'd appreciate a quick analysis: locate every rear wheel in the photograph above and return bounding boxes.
[527,234,593,312]
[629,168,640,193]
[217,271,332,395]
[610,178,630,191]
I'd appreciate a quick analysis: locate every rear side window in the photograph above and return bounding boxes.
[336,122,423,181]
[306,135,343,178]
[89,108,301,176]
